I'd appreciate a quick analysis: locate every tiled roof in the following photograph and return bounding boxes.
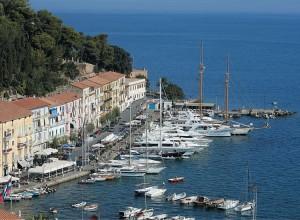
[12,97,49,110]
[99,71,125,81]
[71,81,90,89]
[88,75,110,86]
[0,101,32,123]
[0,209,21,220]
[41,92,81,106]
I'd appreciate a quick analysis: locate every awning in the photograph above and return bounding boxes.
[35,148,58,156]
[0,175,20,184]
[17,160,30,168]
[28,160,76,175]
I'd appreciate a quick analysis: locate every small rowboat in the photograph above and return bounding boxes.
[168,177,184,183]
[84,203,98,212]
[72,201,87,208]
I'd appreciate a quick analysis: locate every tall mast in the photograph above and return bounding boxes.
[145,108,148,170]
[224,55,230,122]
[199,41,205,119]
[129,105,132,166]
[159,78,162,154]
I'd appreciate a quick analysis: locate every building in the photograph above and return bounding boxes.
[0,101,33,177]
[41,92,82,141]
[125,78,146,107]
[129,68,148,79]
[12,98,50,154]
[71,79,101,127]
[71,71,127,127]
[99,72,126,112]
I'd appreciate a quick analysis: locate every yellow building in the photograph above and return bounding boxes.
[0,101,33,177]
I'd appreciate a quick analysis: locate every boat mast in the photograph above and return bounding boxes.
[129,104,132,166]
[145,107,149,170]
[159,78,162,155]
[224,55,230,122]
[199,41,205,119]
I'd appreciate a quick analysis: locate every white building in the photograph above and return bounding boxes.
[12,98,50,154]
[125,78,146,107]
[41,92,82,141]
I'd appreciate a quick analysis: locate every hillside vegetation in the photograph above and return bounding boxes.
[0,0,132,96]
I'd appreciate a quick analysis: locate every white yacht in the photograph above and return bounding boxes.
[145,188,167,198]
[218,199,240,210]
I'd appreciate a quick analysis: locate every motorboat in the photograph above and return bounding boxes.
[218,199,239,210]
[83,203,98,212]
[189,123,232,137]
[180,196,198,205]
[72,201,87,208]
[135,184,158,196]
[78,178,96,184]
[234,201,255,212]
[231,124,252,135]
[119,166,146,177]
[146,166,166,174]
[205,198,225,208]
[4,194,22,202]
[148,214,168,220]
[166,192,186,201]
[119,206,142,218]
[193,196,210,206]
[171,216,195,220]
[20,192,33,200]
[145,188,167,198]
[135,208,154,220]
[49,208,58,214]
[168,177,184,183]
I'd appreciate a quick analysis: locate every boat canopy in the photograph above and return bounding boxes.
[28,160,75,174]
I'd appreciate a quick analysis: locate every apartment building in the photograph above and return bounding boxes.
[41,92,82,140]
[12,98,50,154]
[0,101,33,177]
[125,78,146,107]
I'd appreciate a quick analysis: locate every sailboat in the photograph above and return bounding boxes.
[223,55,253,135]
[235,165,256,213]
[120,104,146,177]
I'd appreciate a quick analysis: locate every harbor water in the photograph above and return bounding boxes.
[5,13,300,219]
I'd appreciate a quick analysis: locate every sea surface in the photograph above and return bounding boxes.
[6,13,300,219]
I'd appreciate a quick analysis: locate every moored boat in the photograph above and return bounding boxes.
[72,201,87,208]
[83,203,98,212]
[218,199,239,210]
[145,188,167,198]
[180,196,198,205]
[166,192,186,201]
[168,177,184,183]
[119,206,142,218]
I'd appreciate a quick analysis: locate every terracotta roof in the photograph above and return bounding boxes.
[0,209,21,220]
[80,80,100,88]
[88,75,110,86]
[99,71,125,82]
[0,101,32,123]
[71,81,90,89]
[41,92,81,107]
[12,97,50,110]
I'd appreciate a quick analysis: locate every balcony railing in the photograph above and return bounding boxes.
[3,147,12,154]
[17,143,27,149]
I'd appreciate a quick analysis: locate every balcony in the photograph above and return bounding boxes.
[3,147,12,154]
[17,143,27,149]
[4,132,12,141]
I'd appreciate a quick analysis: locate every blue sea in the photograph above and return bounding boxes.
[6,13,300,219]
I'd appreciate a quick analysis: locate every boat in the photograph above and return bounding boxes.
[93,176,106,181]
[193,196,210,206]
[168,177,184,183]
[171,216,195,220]
[218,199,239,210]
[135,184,158,196]
[148,214,168,220]
[234,201,255,212]
[83,203,98,212]
[166,192,186,201]
[145,188,167,198]
[78,178,96,184]
[119,206,142,218]
[135,208,154,219]
[120,166,146,177]
[72,201,87,208]
[26,189,40,197]
[20,192,33,200]
[180,196,198,205]
[49,208,58,214]
[4,194,22,202]
[205,198,225,208]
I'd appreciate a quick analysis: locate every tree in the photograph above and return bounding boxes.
[85,123,95,134]
[160,77,184,101]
